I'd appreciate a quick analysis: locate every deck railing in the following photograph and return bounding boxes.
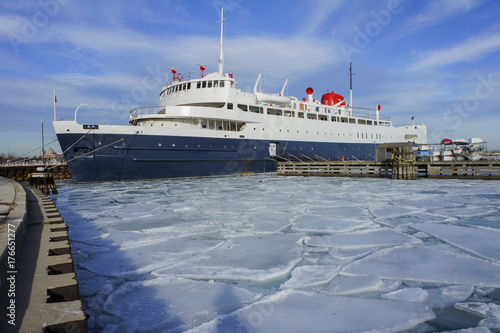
[129,106,166,122]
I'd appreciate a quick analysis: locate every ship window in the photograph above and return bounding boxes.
[298,112,304,118]
[249,106,262,113]
[341,117,348,123]
[307,113,317,120]
[175,85,179,92]
[367,120,372,125]
[182,84,186,90]
[349,118,356,124]
[267,108,282,116]
[230,82,235,88]
[227,103,233,110]
[238,104,248,111]
[208,81,213,88]
[332,116,337,122]
[284,110,294,117]
[197,82,201,88]
[74,146,91,156]
[358,119,366,125]
[405,134,418,141]
[187,83,191,90]
[319,115,328,121]
[181,102,225,108]
[202,81,207,88]
[220,81,225,87]
[214,81,218,88]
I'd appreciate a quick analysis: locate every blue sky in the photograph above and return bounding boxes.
[1,0,500,155]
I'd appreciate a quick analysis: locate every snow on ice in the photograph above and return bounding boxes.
[52,176,500,332]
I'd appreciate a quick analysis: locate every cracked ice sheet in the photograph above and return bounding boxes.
[293,215,373,234]
[155,233,304,283]
[185,290,436,333]
[321,275,383,296]
[342,247,500,288]
[413,223,500,263]
[102,277,262,332]
[279,265,341,290]
[305,228,419,249]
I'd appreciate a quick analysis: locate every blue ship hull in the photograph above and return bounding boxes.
[57,133,377,183]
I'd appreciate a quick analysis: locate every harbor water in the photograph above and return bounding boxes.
[51,175,500,332]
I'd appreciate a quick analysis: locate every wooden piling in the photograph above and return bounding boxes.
[391,145,416,180]
[29,172,58,195]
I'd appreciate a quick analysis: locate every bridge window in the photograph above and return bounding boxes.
[249,106,263,114]
[267,108,282,116]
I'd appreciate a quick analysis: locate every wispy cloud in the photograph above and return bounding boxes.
[299,0,346,36]
[393,0,485,39]
[415,0,484,25]
[409,30,500,70]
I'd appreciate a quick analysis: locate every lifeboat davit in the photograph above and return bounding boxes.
[321,92,346,107]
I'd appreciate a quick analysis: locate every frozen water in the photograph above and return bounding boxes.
[51,175,500,332]
[186,290,436,333]
[321,275,383,296]
[413,223,500,263]
[305,228,419,249]
[154,233,304,283]
[454,302,500,319]
[342,247,500,288]
[102,277,262,331]
[444,328,492,333]
[479,317,500,329]
[292,215,373,234]
[279,265,340,290]
[441,285,475,303]
[381,287,429,302]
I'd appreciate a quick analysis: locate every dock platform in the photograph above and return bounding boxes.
[277,160,500,180]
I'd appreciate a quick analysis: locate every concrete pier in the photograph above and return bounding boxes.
[0,177,87,332]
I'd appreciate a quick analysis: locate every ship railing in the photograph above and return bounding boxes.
[166,71,215,86]
[129,106,166,121]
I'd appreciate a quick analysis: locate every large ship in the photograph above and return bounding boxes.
[53,9,427,183]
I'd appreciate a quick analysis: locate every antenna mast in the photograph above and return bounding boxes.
[218,7,225,75]
[349,62,353,110]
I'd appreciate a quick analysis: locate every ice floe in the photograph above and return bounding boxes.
[342,247,500,288]
[279,265,340,290]
[381,287,429,302]
[186,290,436,333]
[321,275,383,296]
[305,228,419,249]
[413,223,500,263]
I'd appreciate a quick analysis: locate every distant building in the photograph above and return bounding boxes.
[40,148,65,162]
